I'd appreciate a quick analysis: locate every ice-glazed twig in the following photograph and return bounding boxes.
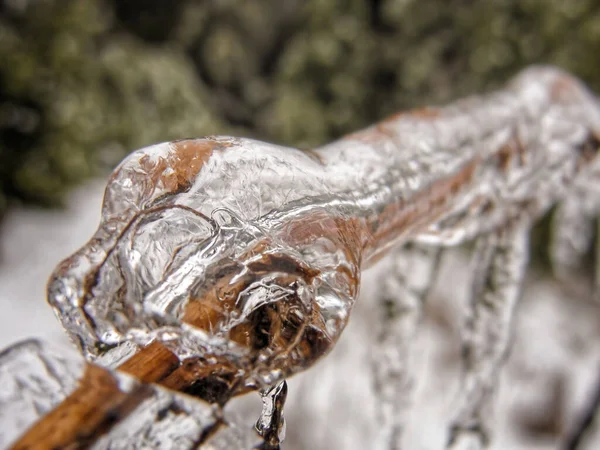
[0,339,262,450]
[447,221,530,450]
[7,66,600,448]
[371,244,442,449]
[255,380,288,450]
[48,65,600,380]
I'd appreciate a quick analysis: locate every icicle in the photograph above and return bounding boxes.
[551,196,595,284]
[6,65,600,448]
[255,380,288,450]
[371,244,442,449]
[551,156,600,297]
[447,221,530,450]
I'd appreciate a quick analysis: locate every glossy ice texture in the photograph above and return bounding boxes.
[0,339,260,449]
[47,66,600,395]
[0,340,83,447]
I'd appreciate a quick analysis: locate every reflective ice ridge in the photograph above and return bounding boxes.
[48,66,600,399]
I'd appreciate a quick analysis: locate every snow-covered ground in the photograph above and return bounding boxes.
[0,181,599,449]
[0,181,104,349]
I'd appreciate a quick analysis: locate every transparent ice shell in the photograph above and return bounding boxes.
[0,339,261,449]
[47,66,600,396]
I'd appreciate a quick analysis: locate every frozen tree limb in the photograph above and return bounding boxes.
[371,244,442,449]
[3,66,600,448]
[447,222,530,450]
[0,339,262,450]
[552,197,596,285]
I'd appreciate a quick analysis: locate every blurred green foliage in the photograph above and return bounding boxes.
[2,0,600,216]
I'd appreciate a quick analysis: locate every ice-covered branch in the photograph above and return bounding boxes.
[0,340,262,449]
[3,65,600,448]
[371,244,442,449]
[448,221,530,450]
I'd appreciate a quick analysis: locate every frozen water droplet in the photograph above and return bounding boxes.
[255,380,288,449]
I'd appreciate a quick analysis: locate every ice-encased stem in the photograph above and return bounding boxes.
[1,339,262,450]
[447,222,530,450]
[49,66,600,368]
[371,244,442,449]
[23,66,600,448]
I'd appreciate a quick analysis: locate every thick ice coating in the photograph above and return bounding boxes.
[0,339,261,449]
[47,66,600,397]
[48,137,364,393]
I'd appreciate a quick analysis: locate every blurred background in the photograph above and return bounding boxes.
[1,0,600,448]
[3,0,600,217]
